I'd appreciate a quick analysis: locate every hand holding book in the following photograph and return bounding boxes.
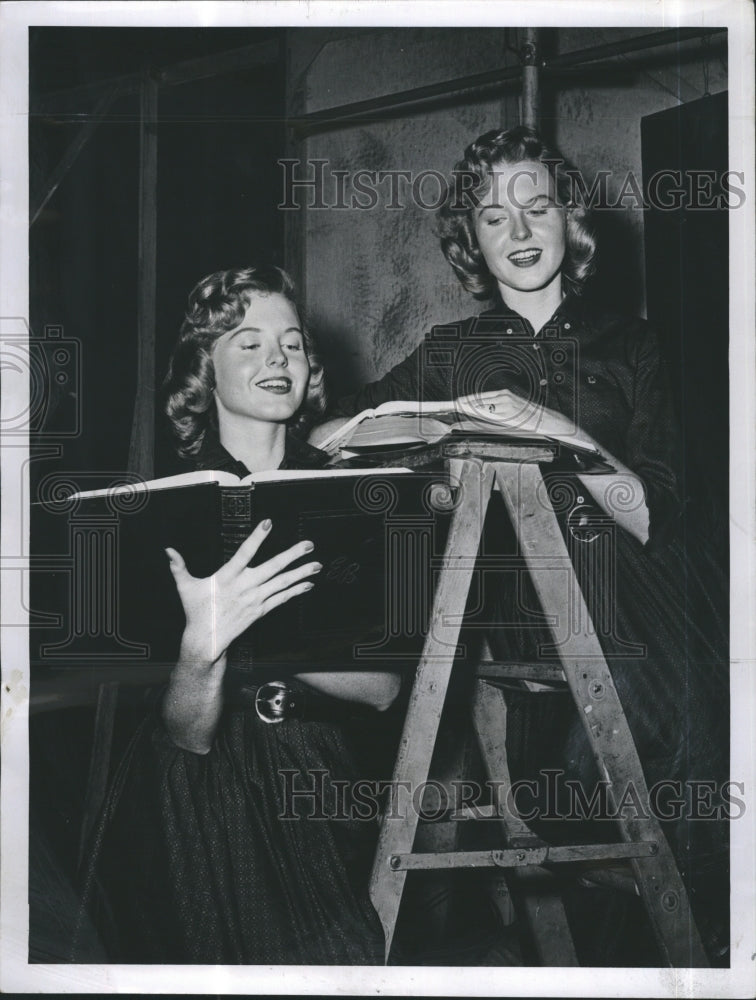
[457,389,649,543]
[455,389,589,445]
[312,393,652,543]
[163,521,321,753]
[315,391,600,458]
[166,520,321,667]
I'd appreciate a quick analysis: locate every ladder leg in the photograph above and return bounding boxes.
[495,462,708,967]
[472,678,579,966]
[369,460,495,961]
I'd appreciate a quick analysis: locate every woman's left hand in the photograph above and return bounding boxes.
[458,389,650,543]
[457,388,589,443]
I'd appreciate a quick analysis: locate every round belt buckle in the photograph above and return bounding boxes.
[567,503,600,543]
[254,681,290,724]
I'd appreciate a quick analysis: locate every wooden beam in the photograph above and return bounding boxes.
[31,73,140,116]
[158,37,281,87]
[128,74,159,480]
[32,39,282,115]
[78,682,119,865]
[30,86,123,226]
[283,30,307,301]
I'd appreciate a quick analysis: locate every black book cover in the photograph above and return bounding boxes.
[30,471,453,688]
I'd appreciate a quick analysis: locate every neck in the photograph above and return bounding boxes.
[498,274,564,334]
[217,415,287,474]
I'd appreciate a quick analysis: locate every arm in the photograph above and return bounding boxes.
[457,388,654,546]
[578,324,681,547]
[459,323,682,546]
[163,523,321,753]
[293,670,401,713]
[577,461,649,545]
[162,639,228,757]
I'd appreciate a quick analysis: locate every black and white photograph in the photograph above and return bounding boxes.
[1,1,754,995]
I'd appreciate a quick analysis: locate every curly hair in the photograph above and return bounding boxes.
[163,266,326,458]
[438,125,597,300]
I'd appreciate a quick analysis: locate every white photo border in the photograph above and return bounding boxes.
[1,1,754,995]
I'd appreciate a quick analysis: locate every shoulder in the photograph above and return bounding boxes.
[574,297,647,336]
[573,298,660,364]
[425,311,500,345]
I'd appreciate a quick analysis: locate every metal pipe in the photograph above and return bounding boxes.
[520,27,540,129]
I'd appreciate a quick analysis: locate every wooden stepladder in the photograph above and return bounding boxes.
[369,445,709,967]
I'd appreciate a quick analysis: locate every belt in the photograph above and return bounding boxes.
[233,679,360,725]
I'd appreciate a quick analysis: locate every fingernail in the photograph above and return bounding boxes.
[165,549,174,562]
[312,562,323,572]
[262,519,272,531]
[303,581,314,591]
[303,540,314,553]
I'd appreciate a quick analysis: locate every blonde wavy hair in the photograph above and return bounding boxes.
[438,125,597,300]
[163,266,326,458]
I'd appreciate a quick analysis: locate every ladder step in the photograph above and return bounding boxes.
[475,662,566,683]
[388,841,658,871]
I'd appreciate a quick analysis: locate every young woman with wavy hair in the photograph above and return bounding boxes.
[75,266,398,965]
[317,126,729,964]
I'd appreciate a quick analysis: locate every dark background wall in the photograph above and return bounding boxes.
[30,27,286,477]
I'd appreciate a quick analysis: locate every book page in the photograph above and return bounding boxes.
[322,402,600,455]
[242,466,411,483]
[69,468,242,499]
[67,466,412,498]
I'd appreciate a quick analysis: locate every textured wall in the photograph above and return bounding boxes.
[549,27,727,315]
[285,27,727,396]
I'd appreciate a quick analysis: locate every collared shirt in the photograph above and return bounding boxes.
[193,429,329,478]
[331,295,682,544]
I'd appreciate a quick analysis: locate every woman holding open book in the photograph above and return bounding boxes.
[316,126,729,962]
[75,266,398,964]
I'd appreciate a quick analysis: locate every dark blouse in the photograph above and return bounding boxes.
[194,429,330,477]
[331,295,682,546]
[73,429,387,965]
[332,296,729,952]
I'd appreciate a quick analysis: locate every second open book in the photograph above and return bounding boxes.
[315,399,603,460]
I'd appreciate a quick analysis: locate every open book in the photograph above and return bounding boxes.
[69,464,410,500]
[32,466,446,674]
[317,399,606,464]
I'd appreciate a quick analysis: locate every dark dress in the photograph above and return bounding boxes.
[332,294,729,957]
[73,433,388,964]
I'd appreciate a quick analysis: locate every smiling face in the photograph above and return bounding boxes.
[211,291,310,430]
[473,159,567,300]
